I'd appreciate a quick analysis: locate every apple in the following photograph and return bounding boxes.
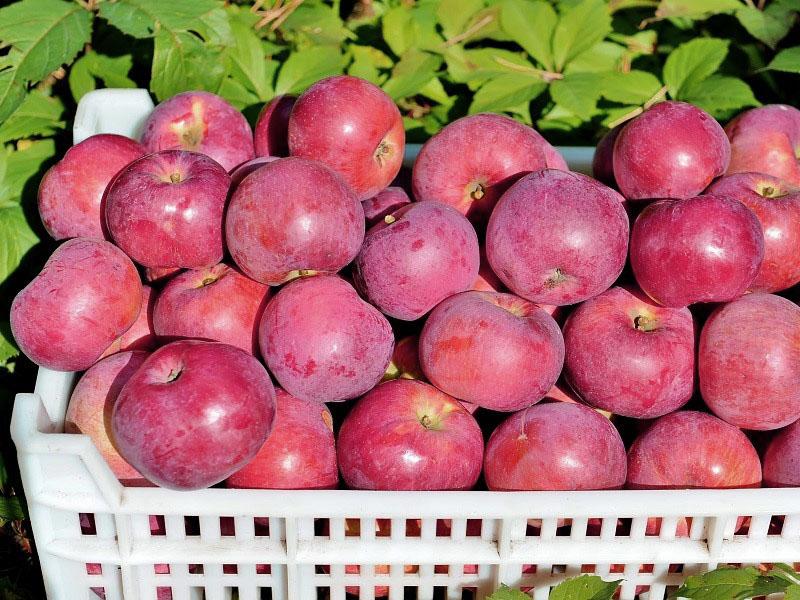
[626,410,762,489]
[259,275,394,403]
[486,169,629,306]
[105,150,230,269]
[288,75,404,200]
[382,334,424,381]
[725,104,800,186]
[353,201,479,320]
[707,173,800,292]
[362,186,411,227]
[484,402,627,490]
[762,419,800,487]
[145,266,181,284]
[592,125,621,188]
[141,91,254,171]
[153,263,270,355]
[112,340,276,490]
[254,95,296,158]
[229,156,278,189]
[337,379,483,490]
[225,388,337,489]
[419,291,564,412]
[66,351,150,485]
[226,157,364,285]
[38,134,144,240]
[11,239,142,371]
[630,194,764,307]
[613,101,730,200]
[472,246,505,292]
[563,286,694,418]
[101,285,157,358]
[699,293,800,430]
[412,113,567,227]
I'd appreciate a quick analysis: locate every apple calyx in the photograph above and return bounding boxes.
[469,182,485,201]
[416,408,443,431]
[384,214,396,224]
[756,183,787,199]
[165,367,182,383]
[544,267,567,288]
[633,314,659,332]
[374,139,392,168]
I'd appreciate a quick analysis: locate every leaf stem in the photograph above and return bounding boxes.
[493,56,563,82]
[443,14,494,48]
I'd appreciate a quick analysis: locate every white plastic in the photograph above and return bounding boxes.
[11,89,800,600]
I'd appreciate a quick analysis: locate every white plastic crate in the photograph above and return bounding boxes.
[10,89,800,600]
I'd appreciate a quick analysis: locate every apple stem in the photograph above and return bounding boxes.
[384,214,396,224]
[470,182,485,201]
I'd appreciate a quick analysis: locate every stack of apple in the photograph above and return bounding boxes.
[11,76,800,505]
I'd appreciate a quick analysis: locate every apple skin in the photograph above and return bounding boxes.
[259,275,394,403]
[38,134,144,240]
[592,125,621,188]
[229,156,278,189]
[707,173,800,292]
[145,266,181,284]
[762,419,800,487]
[630,194,764,307]
[337,379,483,490]
[626,410,762,489]
[412,113,567,227]
[153,263,270,355]
[353,201,480,321]
[11,239,142,371]
[254,95,296,158]
[226,157,364,285]
[419,291,564,412]
[486,169,629,306]
[699,293,800,430]
[141,91,254,171]
[105,150,230,269]
[288,75,404,200]
[101,285,157,358]
[725,104,800,187]
[225,388,338,489]
[362,186,411,227]
[112,340,276,490]
[563,286,694,419]
[66,351,150,486]
[613,101,730,200]
[484,402,627,491]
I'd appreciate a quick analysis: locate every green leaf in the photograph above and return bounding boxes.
[736,5,795,49]
[274,47,345,95]
[550,576,622,600]
[349,46,393,86]
[552,0,612,71]
[0,321,18,369]
[0,71,28,125]
[550,72,602,120]
[437,0,485,40]
[787,586,800,600]
[565,41,625,73]
[419,77,452,105]
[601,70,662,104]
[216,76,259,110]
[663,37,728,98]
[150,30,226,101]
[382,50,443,100]
[767,46,800,74]
[280,1,355,46]
[0,139,57,203]
[0,495,25,521]
[486,585,532,600]
[68,51,135,102]
[680,75,759,117]
[468,73,546,114]
[654,0,743,20]
[444,47,536,87]
[500,0,558,70]
[382,7,420,57]
[0,205,40,287]
[673,566,764,600]
[98,0,228,40]
[225,15,273,100]
[0,91,64,144]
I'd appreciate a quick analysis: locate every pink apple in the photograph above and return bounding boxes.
[254,95,296,157]
[141,91,254,171]
[699,293,800,430]
[613,101,730,200]
[472,246,505,292]
[412,113,567,227]
[226,157,364,285]
[112,340,276,490]
[486,169,629,305]
[153,263,270,355]
[259,275,394,402]
[592,125,621,188]
[337,379,483,490]
[484,402,627,490]
[383,334,424,381]
[627,411,762,489]
[145,266,181,284]
[630,194,764,307]
[762,419,800,487]
[362,186,411,227]
[101,285,157,358]
[105,150,230,269]
[38,134,144,240]
[229,156,278,189]
[11,239,142,371]
[225,388,337,489]
[288,75,404,199]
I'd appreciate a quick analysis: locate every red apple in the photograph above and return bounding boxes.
[707,173,800,292]
[288,75,404,200]
[254,95,296,157]
[153,263,270,355]
[592,125,621,188]
[563,286,694,418]
[362,186,411,227]
[382,335,424,381]
[699,293,800,430]
[626,411,762,489]
[229,156,278,189]
[225,389,337,489]
[11,239,142,371]
[145,266,181,284]
[472,246,505,292]
[353,201,479,320]
[259,275,394,403]
[38,134,144,240]
[141,91,254,171]
[226,157,364,285]
[486,169,629,305]
[419,291,564,412]
[337,380,483,490]
[762,419,800,487]
[101,285,157,358]
[412,113,567,227]
[613,101,730,200]
[112,340,276,490]
[105,150,230,269]
[630,194,764,307]
[484,402,627,490]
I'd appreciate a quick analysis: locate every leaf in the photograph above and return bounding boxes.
[663,37,728,98]
[99,0,228,41]
[150,30,226,101]
[0,321,18,369]
[601,70,662,104]
[500,0,558,70]
[673,566,777,600]
[349,46,393,86]
[0,139,57,203]
[0,495,25,521]
[468,74,546,114]
[280,1,355,46]
[654,0,743,20]
[550,576,622,600]
[552,0,612,71]
[444,47,536,87]
[274,47,345,95]
[225,15,273,100]
[0,205,40,288]
[382,6,420,57]
[680,75,759,117]
[787,586,800,600]
[565,41,625,74]
[68,51,135,102]
[736,5,795,49]
[0,70,27,125]
[768,46,800,74]
[437,0,485,40]
[486,585,532,600]
[0,91,64,144]
[550,72,603,120]
[382,50,443,100]
[216,76,259,110]
[419,77,452,105]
